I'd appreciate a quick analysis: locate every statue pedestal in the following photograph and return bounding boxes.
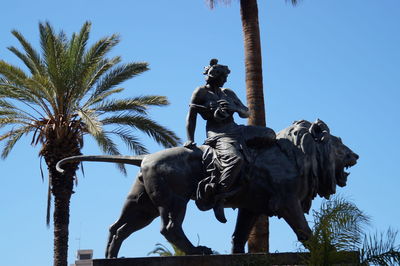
[93,252,359,266]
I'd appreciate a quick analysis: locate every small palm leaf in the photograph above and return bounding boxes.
[83,87,125,109]
[305,196,370,264]
[92,131,126,175]
[147,243,173,256]
[107,128,148,155]
[1,126,32,159]
[88,62,149,105]
[9,30,45,75]
[78,57,121,101]
[93,95,169,114]
[147,243,185,256]
[102,114,180,148]
[360,228,400,265]
[77,109,103,137]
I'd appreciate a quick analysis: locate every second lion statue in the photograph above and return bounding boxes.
[56,119,358,258]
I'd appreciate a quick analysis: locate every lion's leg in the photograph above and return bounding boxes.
[106,185,158,258]
[231,208,259,253]
[106,219,124,258]
[158,199,192,251]
[279,199,312,244]
[107,223,135,258]
[159,197,212,255]
[106,208,158,258]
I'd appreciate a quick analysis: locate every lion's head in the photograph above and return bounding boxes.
[309,119,358,197]
[278,119,359,210]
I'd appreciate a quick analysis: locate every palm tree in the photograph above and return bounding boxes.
[0,22,180,266]
[305,196,400,265]
[205,0,298,253]
[148,243,186,256]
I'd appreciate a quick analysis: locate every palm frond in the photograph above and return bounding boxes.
[30,74,57,111]
[0,125,32,158]
[171,244,186,256]
[7,46,40,76]
[92,131,126,174]
[0,92,47,119]
[0,80,53,118]
[77,57,121,102]
[0,117,33,129]
[79,34,120,88]
[39,22,72,114]
[68,22,91,70]
[39,23,60,88]
[147,243,185,256]
[148,243,174,256]
[90,62,148,102]
[360,228,400,265]
[0,99,17,110]
[312,196,370,251]
[25,77,56,104]
[107,128,148,155]
[83,34,120,65]
[77,109,103,137]
[65,22,92,104]
[82,87,124,109]
[304,196,371,265]
[93,95,169,114]
[102,114,181,148]
[9,30,45,75]
[0,102,38,122]
[0,60,28,84]
[1,48,54,117]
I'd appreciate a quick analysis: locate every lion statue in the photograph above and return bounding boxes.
[56,119,358,257]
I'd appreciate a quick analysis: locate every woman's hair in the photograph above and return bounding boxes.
[203,59,230,82]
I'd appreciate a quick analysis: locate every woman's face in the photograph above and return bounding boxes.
[215,74,227,87]
[208,73,227,88]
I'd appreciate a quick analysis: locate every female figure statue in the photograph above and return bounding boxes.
[185,59,275,223]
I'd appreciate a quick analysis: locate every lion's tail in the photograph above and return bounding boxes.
[56,155,145,173]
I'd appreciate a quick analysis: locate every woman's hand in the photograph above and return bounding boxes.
[217,99,236,113]
[184,140,196,149]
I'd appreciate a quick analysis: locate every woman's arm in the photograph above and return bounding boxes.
[184,87,205,148]
[185,106,197,147]
[222,88,250,118]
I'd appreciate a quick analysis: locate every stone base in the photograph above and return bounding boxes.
[93,252,359,266]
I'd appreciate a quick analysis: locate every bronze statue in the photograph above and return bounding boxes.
[184,59,275,223]
[56,119,358,257]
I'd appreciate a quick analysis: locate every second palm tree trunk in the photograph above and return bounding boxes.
[240,0,269,253]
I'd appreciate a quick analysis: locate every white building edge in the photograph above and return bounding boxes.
[70,249,93,266]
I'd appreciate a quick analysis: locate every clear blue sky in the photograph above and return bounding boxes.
[1,0,399,265]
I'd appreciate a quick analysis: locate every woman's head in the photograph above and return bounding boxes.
[204,59,230,86]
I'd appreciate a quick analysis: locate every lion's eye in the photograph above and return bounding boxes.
[337,149,345,155]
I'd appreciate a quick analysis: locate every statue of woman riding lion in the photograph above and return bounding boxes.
[56,59,359,257]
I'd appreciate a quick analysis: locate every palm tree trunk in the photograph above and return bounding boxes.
[42,133,81,266]
[48,160,77,266]
[247,216,269,252]
[240,0,266,127]
[240,0,269,253]
[52,173,72,266]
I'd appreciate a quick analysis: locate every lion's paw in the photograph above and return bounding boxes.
[190,245,213,255]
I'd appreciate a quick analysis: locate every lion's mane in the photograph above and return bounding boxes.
[277,119,338,213]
